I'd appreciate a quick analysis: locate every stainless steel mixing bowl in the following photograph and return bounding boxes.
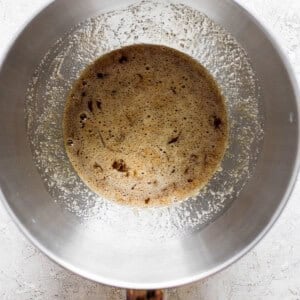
[0,0,299,290]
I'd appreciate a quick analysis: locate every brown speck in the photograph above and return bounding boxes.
[93,162,103,172]
[80,113,87,121]
[184,167,189,174]
[96,100,102,110]
[87,100,93,112]
[125,114,133,126]
[112,159,128,172]
[111,90,117,96]
[97,72,108,79]
[214,116,222,129]
[98,131,106,147]
[204,153,216,166]
[82,80,87,86]
[81,91,86,97]
[187,179,193,183]
[144,198,150,204]
[115,132,125,142]
[137,73,143,80]
[190,154,198,162]
[67,139,73,146]
[168,134,180,144]
[170,86,177,94]
[76,149,80,156]
[119,55,128,63]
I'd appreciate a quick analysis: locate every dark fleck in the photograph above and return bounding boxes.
[76,149,80,156]
[119,55,128,63]
[184,167,189,174]
[97,72,108,79]
[171,168,175,174]
[111,90,117,96]
[82,80,87,86]
[168,135,180,144]
[144,198,150,204]
[87,100,93,112]
[145,66,150,70]
[137,73,143,80]
[170,86,177,94]
[93,162,103,171]
[112,159,128,172]
[213,116,222,129]
[81,91,86,97]
[96,100,102,110]
[187,179,193,183]
[66,139,73,146]
[80,113,87,121]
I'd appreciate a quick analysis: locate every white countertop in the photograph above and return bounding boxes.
[1,0,300,299]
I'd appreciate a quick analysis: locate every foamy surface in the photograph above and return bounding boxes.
[63,44,228,206]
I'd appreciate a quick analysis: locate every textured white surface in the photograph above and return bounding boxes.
[0,0,300,299]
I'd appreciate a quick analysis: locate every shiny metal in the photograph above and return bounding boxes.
[0,0,299,290]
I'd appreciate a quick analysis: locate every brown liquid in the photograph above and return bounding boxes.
[63,44,228,206]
